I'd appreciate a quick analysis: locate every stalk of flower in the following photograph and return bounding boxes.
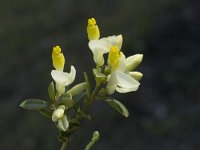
[51,45,76,131]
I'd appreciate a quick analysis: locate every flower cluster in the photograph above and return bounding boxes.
[20,18,143,149]
[87,18,143,95]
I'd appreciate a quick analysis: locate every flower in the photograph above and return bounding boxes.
[87,18,100,40]
[51,66,76,94]
[88,33,143,95]
[88,34,123,66]
[106,46,143,95]
[51,46,76,94]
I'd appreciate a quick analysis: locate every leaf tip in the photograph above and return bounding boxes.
[19,101,25,108]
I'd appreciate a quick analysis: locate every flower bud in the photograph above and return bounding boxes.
[125,54,143,71]
[87,18,100,40]
[92,131,100,142]
[57,115,69,131]
[129,71,143,81]
[52,105,65,122]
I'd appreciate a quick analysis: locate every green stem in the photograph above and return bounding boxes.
[84,72,91,99]
[85,131,100,150]
[82,83,102,112]
[91,84,102,101]
[60,139,69,150]
[85,141,94,150]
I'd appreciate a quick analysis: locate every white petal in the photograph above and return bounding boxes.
[67,66,76,86]
[106,34,123,49]
[125,54,143,71]
[116,52,127,72]
[89,39,112,66]
[57,115,69,131]
[106,73,117,95]
[89,39,111,53]
[93,49,105,66]
[51,66,76,86]
[115,71,140,93]
[52,107,64,122]
[51,70,69,84]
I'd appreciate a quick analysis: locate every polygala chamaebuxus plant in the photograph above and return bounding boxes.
[20,18,143,150]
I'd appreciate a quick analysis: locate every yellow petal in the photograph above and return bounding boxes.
[52,46,65,71]
[108,46,121,71]
[87,18,100,40]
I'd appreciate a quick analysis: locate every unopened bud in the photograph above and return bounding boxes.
[57,115,69,131]
[92,131,100,142]
[52,105,65,122]
[126,54,143,71]
[129,71,143,81]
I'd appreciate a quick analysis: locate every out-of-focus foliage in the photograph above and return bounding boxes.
[0,0,200,149]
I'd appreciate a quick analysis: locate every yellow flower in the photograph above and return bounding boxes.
[87,18,100,40]
[52,46,65,71]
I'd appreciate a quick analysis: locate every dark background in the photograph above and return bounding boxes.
[0,0,200,149]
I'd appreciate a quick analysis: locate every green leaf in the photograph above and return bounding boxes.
[48,81,55,102]
[57,92,85,109]
[67,82,87,96]
[20,99,49,110]
[39,107,53,119]
[69,119,80,127]
[73,92,86,103]
[57,95,74,108]
[62,92,72,99]
[106,98,129,117]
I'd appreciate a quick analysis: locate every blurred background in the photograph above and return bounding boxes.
[0,0,200,149]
